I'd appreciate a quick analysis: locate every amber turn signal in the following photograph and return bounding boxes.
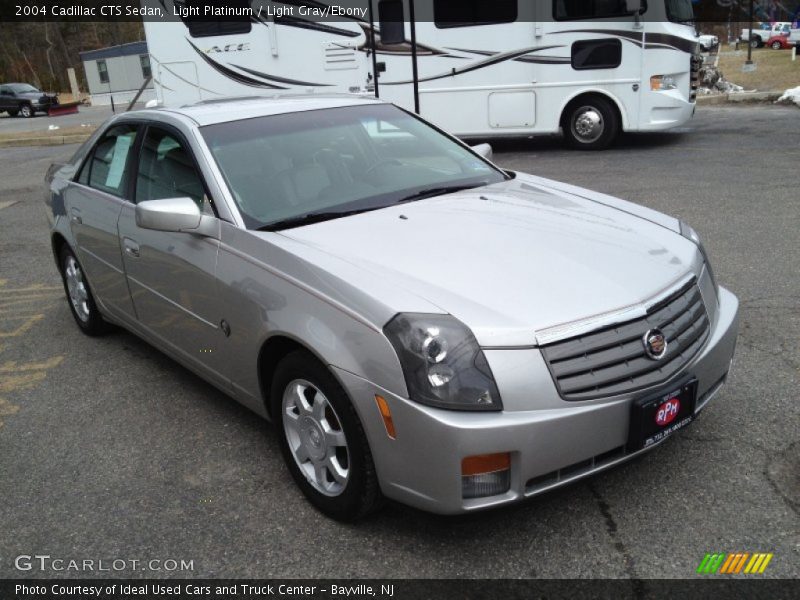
[374,395,396,439]
[461,452,511,476]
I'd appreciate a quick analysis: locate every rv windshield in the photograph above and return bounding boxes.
[665,0,694,23]
[201,104,506,230]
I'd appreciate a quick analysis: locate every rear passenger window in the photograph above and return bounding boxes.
[85,124,138,196]
[136,126,213,214]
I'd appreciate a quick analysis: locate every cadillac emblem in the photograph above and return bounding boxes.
[643,328,668,360]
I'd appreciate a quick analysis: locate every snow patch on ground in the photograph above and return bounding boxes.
[776,86,800,107]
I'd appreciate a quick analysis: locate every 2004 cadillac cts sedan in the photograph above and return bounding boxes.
[45,95,739,521]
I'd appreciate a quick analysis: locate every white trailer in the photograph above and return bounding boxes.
[143,0,701,149]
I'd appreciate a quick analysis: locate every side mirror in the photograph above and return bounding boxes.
[378,0,405,45]
[135,197,201,232]
[625,0,643,14]
[471,143,493,161]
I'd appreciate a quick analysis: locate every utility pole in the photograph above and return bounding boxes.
[746,0,754,65]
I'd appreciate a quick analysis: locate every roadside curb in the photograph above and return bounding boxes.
[696,91,784,105]
[0,133,91,148]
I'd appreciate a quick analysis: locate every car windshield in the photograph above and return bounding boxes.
[8,83,40,93]
[665,0,694,23]
[200,104,506,230]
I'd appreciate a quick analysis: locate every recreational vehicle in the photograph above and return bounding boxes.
[143,0,701,149]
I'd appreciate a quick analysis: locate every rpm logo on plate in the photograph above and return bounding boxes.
[655,397,681,426]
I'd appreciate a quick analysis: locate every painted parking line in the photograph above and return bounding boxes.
[0,278,65,428]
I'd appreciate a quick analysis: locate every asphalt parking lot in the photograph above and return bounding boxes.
[0,104,797,580]
[0,105,116,136]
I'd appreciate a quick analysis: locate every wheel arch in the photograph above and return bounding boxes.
[558,90,628,132]
[51,231,70,268]
[257,333,339,421]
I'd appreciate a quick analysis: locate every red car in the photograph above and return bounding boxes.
[766,35,794,49]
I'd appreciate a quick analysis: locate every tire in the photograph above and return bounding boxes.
[750,37,762,49]
[562,96,619,151]
[58,245,109,336]
[272,350,382,521]
[19,103,33,118]
[772,41,782,50]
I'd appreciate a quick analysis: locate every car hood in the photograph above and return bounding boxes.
[275,174,700,347]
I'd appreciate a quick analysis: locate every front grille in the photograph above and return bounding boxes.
[540,279,710,401]
[690,54,702,102]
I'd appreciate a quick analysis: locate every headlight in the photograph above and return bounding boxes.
[384,313,502,411]
[680,221,718,292]
[650,75,678,91]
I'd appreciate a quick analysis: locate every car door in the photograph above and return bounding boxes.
[63,123,139,321]
[116,123,230,390]
[0,85,14,111]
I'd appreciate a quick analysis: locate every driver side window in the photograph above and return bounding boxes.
[135,126,214,215]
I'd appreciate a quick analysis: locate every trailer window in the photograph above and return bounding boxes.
[434,0,517,28]
[182,0,252,37]
[140,55,151,79]
[97,60,109,84]
[571,38,622,70]
[554,0,646,20]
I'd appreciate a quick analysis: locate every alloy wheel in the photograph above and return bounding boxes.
[282,378,350,497]
[64,255,90,322]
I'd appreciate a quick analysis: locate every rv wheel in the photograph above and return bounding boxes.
[563,97,619,151]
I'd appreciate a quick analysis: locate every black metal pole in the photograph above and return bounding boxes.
[408,0,420,114]
[747,0,754,64]
[368,0,380,98]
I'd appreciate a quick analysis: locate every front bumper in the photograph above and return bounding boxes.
[336,286,739,515]
[32,96,58,109]
[637,91,696,132]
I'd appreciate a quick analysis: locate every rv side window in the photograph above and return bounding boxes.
[571,39,622,70]
[554,0,647,20]
[434,0,517,28]
[183,0,252,37]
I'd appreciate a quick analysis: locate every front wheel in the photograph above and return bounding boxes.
[58,246,109,336]
[562,96,619,151]
[771,41,782,50]
[750,38,762,49]
[272,350,382,521]
[19,103,33,118]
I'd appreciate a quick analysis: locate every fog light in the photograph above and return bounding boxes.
[461,452,511,499]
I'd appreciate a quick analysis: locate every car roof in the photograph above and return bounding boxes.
[139,94,385,127]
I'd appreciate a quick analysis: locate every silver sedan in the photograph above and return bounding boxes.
[45,96,739,520]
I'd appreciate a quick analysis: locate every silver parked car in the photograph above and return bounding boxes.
[45,96,739,520]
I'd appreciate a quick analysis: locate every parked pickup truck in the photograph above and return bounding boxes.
[741,22,797,47]
[698,34,719,52]
[0,83,58,117]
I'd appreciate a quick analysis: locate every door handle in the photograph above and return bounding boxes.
[70,207,82,225]
[123,237,140,258]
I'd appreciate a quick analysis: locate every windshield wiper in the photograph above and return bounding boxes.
[394,183,487,205]
[258,207,378,231]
